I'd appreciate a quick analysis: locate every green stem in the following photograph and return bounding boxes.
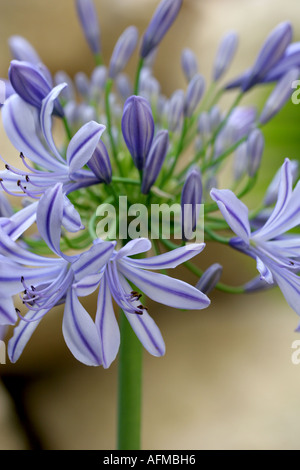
[94,52,103,67]
[62,115,72,141]
[134,58,144,95]
[117,309,143,450]
[112,176,140,185]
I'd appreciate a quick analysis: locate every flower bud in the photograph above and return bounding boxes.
[140,0,183,58]
[108,26,139,79]
[141,130,169,194]
[87,140,112,184]
[233,141,248,181]
[181,48,199,82]
[247,128,264,177]
[8,60,64,116]
[91,66,107,94]
[195,263,223,295]
[116,73,133,101]
[74,72,90,99]
[242,21,293,91]
[121,95,154,170]
[184,73,205,117]
[181,167,202,240]
[263,43,300,82]
[8,35,41,64]
[167,89,185,132]
[197,112,211,143]
[259,67,300,124]
[75,0,101,55]
[213,31,238,81]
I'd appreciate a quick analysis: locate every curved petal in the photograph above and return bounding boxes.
[125,243,205,270]
[5,201,38,240]
[1,94,65,171]
[73,272,103,297]
[8,307,48,363]
[95,274,120,368]
[118,273,165,357]
[118,261,210,310]
[62,289,102,366]
[114,238,152,261]
[36,183,64,256]
[40,83,68,164]
[66,121,106,174]
[72,241,115,281]
[210,188,251,243]
[62,196,84,232]
[271,266,300,316]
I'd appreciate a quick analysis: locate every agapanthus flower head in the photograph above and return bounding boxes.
[75,0,101,55]
[108,26,139,79]
[121,95,154,170]
[210,158,300,324]
[140,0,183,58]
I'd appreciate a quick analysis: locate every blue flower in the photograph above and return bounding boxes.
[210,159,300,323]
[2,183,210,367]
[0,84,106,197]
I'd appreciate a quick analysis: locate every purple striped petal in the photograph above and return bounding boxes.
[271,264,300,316]
[118,262,210,310]
[141,130,169,194]
[118,273,165,357]
[72,241,115,281]
[66,121,106,174]
[87,140,112,184]
[1,95,65,171]
[40,83,68,164]
[121,95,154,170]
[63,288,102,366]
[73,272,103,297]
[114,238,152,261]
[256,256,274,284]
[62,196,84,233]
[4,201,37,241]
[36,183,64,255]
[95,274,120,368]
[210,188,251,243]
[8,308,48,363]
[125,243,205,270]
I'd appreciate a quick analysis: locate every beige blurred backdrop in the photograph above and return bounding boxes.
[0,0,300,450]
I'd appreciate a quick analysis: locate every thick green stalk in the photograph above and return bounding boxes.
[117,312,143,450]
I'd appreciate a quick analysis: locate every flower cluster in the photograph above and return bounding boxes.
[0,0,300,366]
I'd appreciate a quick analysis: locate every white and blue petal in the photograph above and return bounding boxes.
[62,288,102,366]
[210,188,251,244]
[118,261,210,310]
[95,274,120,368]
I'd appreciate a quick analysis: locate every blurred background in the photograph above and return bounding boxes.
[1,0,300,450]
